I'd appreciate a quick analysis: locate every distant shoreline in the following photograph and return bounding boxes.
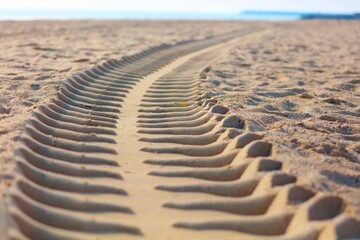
[0,10,359,21]
[243,10,360,20]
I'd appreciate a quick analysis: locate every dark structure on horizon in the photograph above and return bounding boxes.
[242,11,360,20]
[301,13,360,20]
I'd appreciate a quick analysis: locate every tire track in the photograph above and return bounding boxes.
[4,28,360,240]
[134,52,360,240]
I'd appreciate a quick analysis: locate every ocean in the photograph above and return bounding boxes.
[0,10,301,21]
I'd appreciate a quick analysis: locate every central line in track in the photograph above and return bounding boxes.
[114,38,244,238]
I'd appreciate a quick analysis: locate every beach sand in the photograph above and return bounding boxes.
[0,20,257,190]
[0,20,359,239]
[202,21,360,214]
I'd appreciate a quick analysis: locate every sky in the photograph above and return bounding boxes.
[1,0,360,14]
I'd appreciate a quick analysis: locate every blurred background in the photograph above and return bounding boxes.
[0,0,360,20]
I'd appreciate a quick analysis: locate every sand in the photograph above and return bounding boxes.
[0,20,257,191]
[0,20,359,239]
[202,20,360,214]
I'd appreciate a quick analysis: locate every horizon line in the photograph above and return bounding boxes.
[0,9,358,15]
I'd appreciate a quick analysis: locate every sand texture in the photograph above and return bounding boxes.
[0,20,251,180]
[202,21,360,214]
[0,20,359,239]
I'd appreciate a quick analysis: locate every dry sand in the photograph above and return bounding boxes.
[0,20,257,190]
[202,20,360,214]
[0,20,359,239]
